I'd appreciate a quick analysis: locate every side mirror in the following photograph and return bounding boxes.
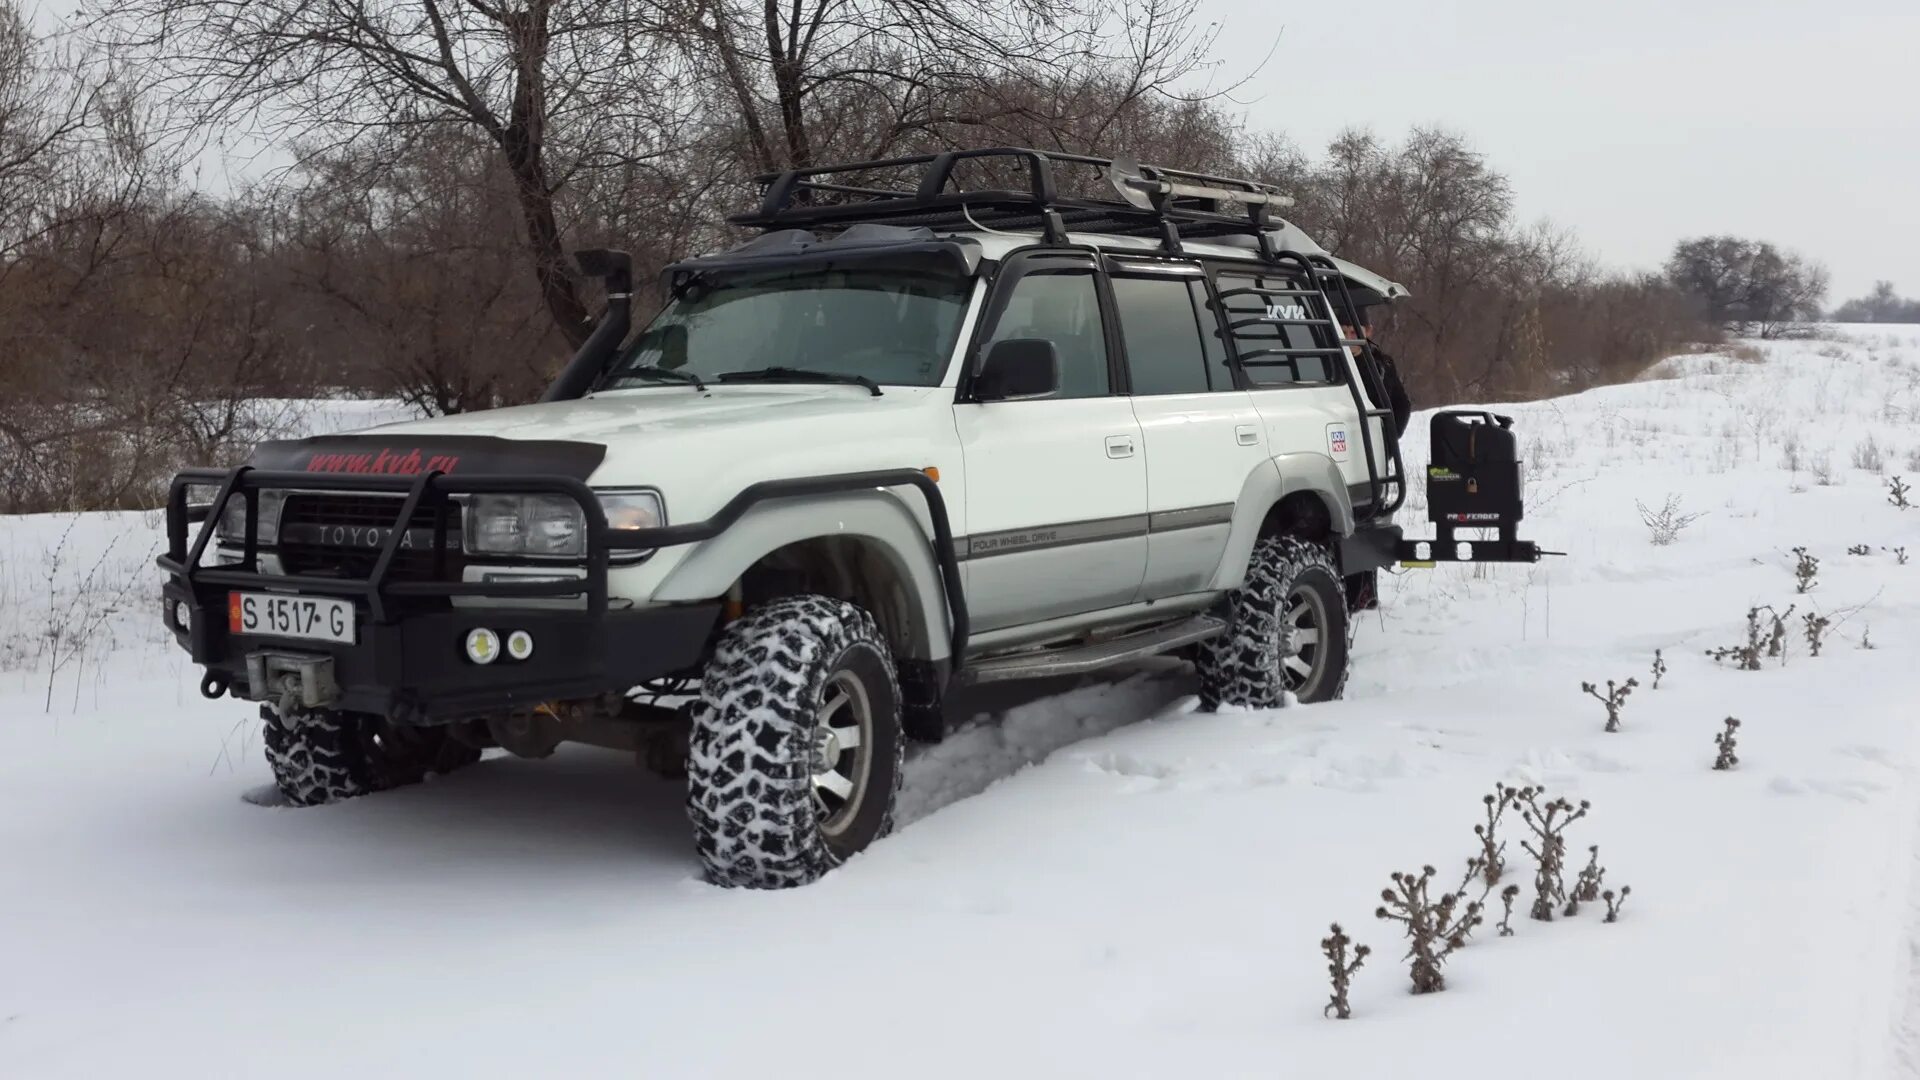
[974,339,1060,402]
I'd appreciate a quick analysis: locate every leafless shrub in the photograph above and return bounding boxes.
[1375,866,1483,994]
[1779,433,1802,472]
[35,517,155,711]
[1602,887,1632,923]
[1636,495,1705,545]
[1321,923,1370,1019]
[1581,677,1639,732]
[1847,543,1871,556]
[1853,435,1886,473]
[1813,454,1838,487]
[1518,789,1589,921]
[1886,546,1909,565]
[1651,649,1666,689]
[1566,845,1606,917]
[1792,547,1819,593]
[1496,884,1521,937]
[1765,604,1795,659]
[1713,717,1741,769]
[1891,476,1913,510]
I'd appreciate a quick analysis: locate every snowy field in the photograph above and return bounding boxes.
[4,329,1920,1078]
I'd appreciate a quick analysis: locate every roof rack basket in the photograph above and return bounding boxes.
[731,147,1295,248]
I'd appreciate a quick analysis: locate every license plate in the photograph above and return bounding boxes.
[228,592,356,645]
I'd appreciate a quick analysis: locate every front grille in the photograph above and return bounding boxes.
[276,493,464,581]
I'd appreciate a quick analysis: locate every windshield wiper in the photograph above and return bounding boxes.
[715,366,883,397]
[605,365,707,391]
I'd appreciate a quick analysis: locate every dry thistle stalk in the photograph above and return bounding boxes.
[1651,649,1666,689]
[1847,543,1871,556]
[1802,611,1831,657]
[1497,884,1521,937]
[1891,476,1913,510]
[1321,923,1370,1019]
[1713,717,1741,770]
[1602,886,1632,923]
[1764,604,1795,660]
[1862,625,1876,650]
[1886,545,1909,565]
[1706,607,1766,671]
[1566,845,1606,916]
[1474,783,1520,886]
[1375,866,1483,994]
[1791,547,1819,593]
[1581,677,1639,732]
[1518,788,1589,921]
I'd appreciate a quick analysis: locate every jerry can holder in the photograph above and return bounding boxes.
[1396,409,1560,566]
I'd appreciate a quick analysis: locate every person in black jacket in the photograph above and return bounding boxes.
[1342,313,1412,438]
[1341,312,1412,613]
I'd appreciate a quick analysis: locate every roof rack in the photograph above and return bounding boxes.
[729,147,1296,251]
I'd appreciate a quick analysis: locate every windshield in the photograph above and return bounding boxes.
[598,265,973,390]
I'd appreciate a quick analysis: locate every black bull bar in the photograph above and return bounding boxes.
[156,466,968,721]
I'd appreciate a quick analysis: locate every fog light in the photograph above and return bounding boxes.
[173,600,192,629]
[506,630,534,661]
[464,628,501,665]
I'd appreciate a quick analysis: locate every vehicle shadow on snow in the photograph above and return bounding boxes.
[231,662,1196,874]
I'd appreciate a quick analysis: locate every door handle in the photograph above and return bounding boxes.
[1105,435,1136,459]
[1235,424,1259,446]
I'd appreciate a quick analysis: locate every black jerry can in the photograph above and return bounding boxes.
[1426,410,1523,528]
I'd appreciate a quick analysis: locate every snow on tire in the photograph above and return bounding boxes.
[687,594,904,889]
[1197,535,1351,711]
[262,707,479,807]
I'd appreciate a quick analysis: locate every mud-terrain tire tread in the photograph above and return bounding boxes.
[1196,535,1351,710]
[687,595,904,889]
[262,707,479,806]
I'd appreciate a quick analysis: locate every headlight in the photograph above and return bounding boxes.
[599,491,664,533]
[215,491,287,544]
[466,494,587,557]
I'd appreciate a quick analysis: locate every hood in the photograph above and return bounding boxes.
[370,383,934,444]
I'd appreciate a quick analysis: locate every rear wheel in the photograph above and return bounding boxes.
[686,595,904,888]
[1197,536,1351,710]
[262,708,480,806]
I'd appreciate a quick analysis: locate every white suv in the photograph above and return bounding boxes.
[158,149,1541,888]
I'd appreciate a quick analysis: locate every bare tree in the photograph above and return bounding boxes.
[82,0,697,349]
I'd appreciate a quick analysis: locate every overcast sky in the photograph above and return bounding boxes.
[40,0,1914,302]
[1199,0,1919,301]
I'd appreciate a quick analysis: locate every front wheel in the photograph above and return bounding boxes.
[262,707,479,806]
[1197,536,1352,710]
[686,595,905,889]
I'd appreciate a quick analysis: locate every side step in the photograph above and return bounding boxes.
[960,614,1225,685]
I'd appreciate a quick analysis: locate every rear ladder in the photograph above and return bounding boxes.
[1217,250,1408,520]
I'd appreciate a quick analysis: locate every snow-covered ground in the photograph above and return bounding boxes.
[4,330,1920,1078]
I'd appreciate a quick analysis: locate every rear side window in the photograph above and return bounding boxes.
[1216,271,1339,387]
[1111,276,1211,395]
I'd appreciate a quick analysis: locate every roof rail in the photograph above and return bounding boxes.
[730,147,1295,248]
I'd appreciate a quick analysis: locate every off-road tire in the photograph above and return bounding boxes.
[687,595,905,889]
[1197,535,1351,710]
[262,707,480,806]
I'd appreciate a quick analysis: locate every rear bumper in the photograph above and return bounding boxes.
[163,577,718,721]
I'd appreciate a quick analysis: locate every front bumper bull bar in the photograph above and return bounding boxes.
[157,466,967,723]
